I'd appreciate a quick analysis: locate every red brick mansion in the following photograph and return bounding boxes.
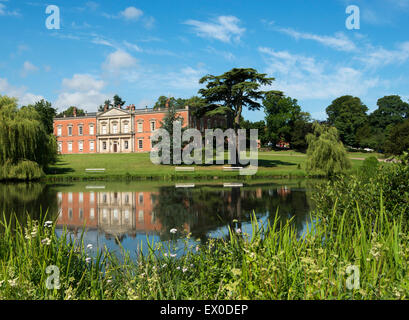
[53,103,225,154]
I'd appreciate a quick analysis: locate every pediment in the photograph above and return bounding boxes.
[99,108,130,117]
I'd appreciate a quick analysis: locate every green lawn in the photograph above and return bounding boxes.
[45,150,379,181]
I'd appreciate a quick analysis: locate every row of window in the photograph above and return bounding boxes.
[58,140,95,152]
[100,122,131,134]
[58,139,147,152]
[57,121,158,137]
[60,207,154,225]
[61,208,96,221]
[57,124,95,137]
[59,192,148,205]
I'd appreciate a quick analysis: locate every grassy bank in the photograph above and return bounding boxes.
[44,151,380,181]
[1,196,408,299]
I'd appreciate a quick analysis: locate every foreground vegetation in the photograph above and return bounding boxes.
[0,160,408,300]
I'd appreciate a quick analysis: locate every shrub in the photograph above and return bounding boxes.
[0,160,44,181]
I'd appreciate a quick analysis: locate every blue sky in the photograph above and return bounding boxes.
[1,0,409,121]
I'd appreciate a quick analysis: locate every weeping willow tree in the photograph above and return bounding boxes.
[305,122,351,177]
[0,95,57,180]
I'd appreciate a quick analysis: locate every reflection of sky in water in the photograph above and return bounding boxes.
[55,228,200,259]
[2,181,315,260]
[55,212,312,260]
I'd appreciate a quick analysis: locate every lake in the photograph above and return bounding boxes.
[0,180,316,259]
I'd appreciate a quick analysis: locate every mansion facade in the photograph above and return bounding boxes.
[53,105,224,154]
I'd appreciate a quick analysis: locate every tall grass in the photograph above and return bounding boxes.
[1,193,408,300]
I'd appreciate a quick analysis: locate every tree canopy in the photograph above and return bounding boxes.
[113,94,126,108]
[369,95,409,130]
[0,95,57,180]
[197,68,279,131]
[25,99,56,134]
[306,123,351,176]
[384,119,409,155]
[326,95,368,147]
[264,93,302,145]
[57,106,85,117]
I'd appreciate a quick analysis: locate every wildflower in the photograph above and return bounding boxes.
[8,278,18,287]
[195,245,200,252]
[235,228,242,234]
[170,253,177,258]
[164,253,168,257]
[44,221,53,227]
[41,238,51,245]
[182,268,188,273]
[85,257,91,263]
[176,266,180,270]
[162,264,167,268]
[170,228,177,234]
[87,244,93,250]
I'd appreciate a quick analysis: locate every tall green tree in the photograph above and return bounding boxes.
[153,96,201,110]
[27,99,56,134]
[290,112,313,152]
[57,106,85,117]
[326,95,369,147]
[306,123,351,176]
[0,95,57,179]
[197,68,278,132]
[158,105,185,164]
[113,94,126,108]
[240,119,268,146]
[263,94,301,145]
[369,95,409,130]
[384,119,409,155]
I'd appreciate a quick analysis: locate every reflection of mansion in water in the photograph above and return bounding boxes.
[57,191,162,239]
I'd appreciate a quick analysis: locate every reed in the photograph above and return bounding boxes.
[0,191,408,300]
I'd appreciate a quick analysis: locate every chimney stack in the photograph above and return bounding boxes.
[165,98,170,108]
[104,104,108,112]
[73,107,77,117]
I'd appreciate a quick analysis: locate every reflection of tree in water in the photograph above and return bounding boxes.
[0,183,59,229]
[263,188,312,237]
[152,184,312,242]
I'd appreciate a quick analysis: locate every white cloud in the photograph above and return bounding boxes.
[143,16,155,29]
[358,42,409,68]
[91,37,114,47]
[61,74,105,92]
[136,98,154,108]
[21,61,38,77]
[0,3,20,16]
[123,41,143,52]
[205,46,235,61]
[259,47,379,100]
[124,65,207,94]
[0,78,43,105]
[102,49,137,73]
[120,7,143,21]
[55,74,111,111]
[184,16,245,43]
[387,0,409,8]
[17,44,29,54]
[277,28,357,52]
[54,91,111,111]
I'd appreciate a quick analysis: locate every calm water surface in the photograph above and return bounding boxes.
[0,180,316,258]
